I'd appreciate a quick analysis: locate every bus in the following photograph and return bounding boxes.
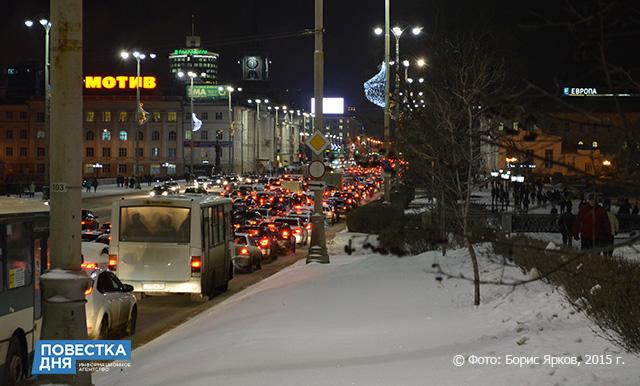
[0,198,49,386]
[109,195,233,300]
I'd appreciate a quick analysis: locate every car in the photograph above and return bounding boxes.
[232,233,264,272]
[81,229,103,241]
[84,268,137,339]
[149,185,175,197]
[184,186,208,194]
[81,242,110,269]
[235,226,277,260]
[94,233,112,245]
[81,209,100,230]
[274,217,309,245]
[195,176,211,188]
[262,221,296,255]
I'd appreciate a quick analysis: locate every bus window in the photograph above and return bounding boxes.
[120,206,191,243]
[6,223,32,289]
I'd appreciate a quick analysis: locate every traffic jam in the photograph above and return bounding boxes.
[74,165,383,339]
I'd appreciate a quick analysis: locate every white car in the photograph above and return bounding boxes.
[81,241,109,269]
[85,268,138,339]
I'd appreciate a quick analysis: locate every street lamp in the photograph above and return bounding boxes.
[224,86,236,173]
[177,70,198,175]
[25,17,52,198]
[120,49,156,189]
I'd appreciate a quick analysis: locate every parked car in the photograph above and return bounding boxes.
[232,233,264,273]
[84,268,137,339]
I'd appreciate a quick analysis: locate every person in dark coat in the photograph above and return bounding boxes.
[92,177,98,192]
[572,194,611,250]
[558,210,575,247]
[124,176,129,188]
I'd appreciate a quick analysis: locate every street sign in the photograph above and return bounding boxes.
[307,130,330,155]
[308,180,326,191]
[308,160,326,179]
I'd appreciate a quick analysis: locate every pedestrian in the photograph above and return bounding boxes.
[124,176,129,188]
[84,179,91,193]
[602,199,619,256]
[550,206,558,215]
[30,181,36,196]
[558,210,575,247]
[129,177,135,189]
[92,177,98,192]
[572,194,611,250]
[522,195,530,213]
[618,198,631,215]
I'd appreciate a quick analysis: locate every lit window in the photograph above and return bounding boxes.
[86,111,95,122]
[102,129,111,141]
[102,111,111,122]
[119,111,128,122]
[152,111,161,122]
[119,131,128,141]
[168,111,177,122]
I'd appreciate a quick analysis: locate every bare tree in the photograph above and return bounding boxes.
[397,32,509,305]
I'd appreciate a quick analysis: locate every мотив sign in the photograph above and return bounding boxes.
[84,76,157,89]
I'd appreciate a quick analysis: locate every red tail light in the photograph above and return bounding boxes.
[347,199,353,204]
[259,238,269,247]
[84,286,93,296]
[191,256,202,276]
[239,247,249,255]
[305,223,312,230]
[81,262,97,270]
[107,255,117,271]
[282,230,290,239]
[293,228,302,235]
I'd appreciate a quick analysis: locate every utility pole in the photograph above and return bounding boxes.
[307,0,329,264]
[44,22,51,200]
[40,0,92,384]
[383,0,392,202]
[134,57,142,189]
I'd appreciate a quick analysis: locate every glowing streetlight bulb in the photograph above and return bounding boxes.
[412,26,423,35]
[416,58,426,67]
[392,26,403,36]
[374,27,384,35]
[132,51,140,58]
[177,71,185,78]
[25,20,34,27]
[149,53,157,59]
[120,51,129,60]
[39,19,49,26]
[402,60,410,68]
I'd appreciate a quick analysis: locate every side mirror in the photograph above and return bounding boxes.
[124,284,134,292]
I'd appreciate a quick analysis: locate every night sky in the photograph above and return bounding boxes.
[1,0,627,134]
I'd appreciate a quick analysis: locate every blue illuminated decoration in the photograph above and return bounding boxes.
[364,63,386,108]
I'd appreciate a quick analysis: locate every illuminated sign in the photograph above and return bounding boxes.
[186,85,229,100]
[84,76,157,89]
[563,87,598,96]
[172,49,211,55]
[310,98,345,115]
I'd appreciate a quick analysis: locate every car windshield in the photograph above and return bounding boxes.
[119,206,191,243]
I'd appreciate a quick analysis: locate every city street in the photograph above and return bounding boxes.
[82,191,347,349]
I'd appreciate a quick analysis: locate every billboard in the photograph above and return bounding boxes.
[310,98,344,115]
[186,85,230,100]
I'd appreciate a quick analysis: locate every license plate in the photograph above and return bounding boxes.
[143,283,165,290]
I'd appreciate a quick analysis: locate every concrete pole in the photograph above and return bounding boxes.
[228,90,233,173]
[307,0,329,264]
[43,24,51,200]
[383,0,391,203]
[274,108,279,175]
[134,58,142,189]
[40,0,92,384]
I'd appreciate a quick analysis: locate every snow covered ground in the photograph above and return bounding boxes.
[95,232,640,386]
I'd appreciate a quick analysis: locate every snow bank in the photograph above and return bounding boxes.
[95,235,640,386]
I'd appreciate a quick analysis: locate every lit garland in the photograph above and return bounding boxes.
[364,63,386,108]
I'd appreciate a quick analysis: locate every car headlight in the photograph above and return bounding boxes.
[223,181,228,185]
[149,191,156,196]
[216,179,222,184]
[171,187,177,191]
[162,191,169,196]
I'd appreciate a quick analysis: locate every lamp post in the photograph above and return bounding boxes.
[221,85,237,172]
[178,70,198,175]
[121,50,156,189]
[307,0,329,264]
[26,18,52,199]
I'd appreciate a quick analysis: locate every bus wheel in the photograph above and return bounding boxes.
[98,315,109,340]
[4,336,25,386]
